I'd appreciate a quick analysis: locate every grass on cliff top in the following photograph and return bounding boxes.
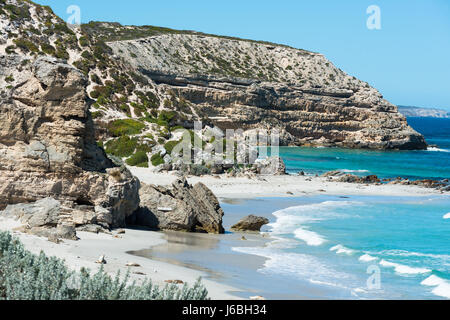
[107,119,145,137]
[0,231,209,300]
[80,21,312,54]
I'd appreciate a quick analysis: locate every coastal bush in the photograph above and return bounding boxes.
[0,231,209,300]
[107,119,145,137]
[164,140,182,155]
[126,151,149,168]
[13,38,39,53]
[41,43,56,55]
[105,136,138,158]
[151,153,164,166]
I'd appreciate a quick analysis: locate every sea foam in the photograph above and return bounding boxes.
[339,169,370,173]
[379,259,432,275]
[330,244,356,255]
[421,275,450,299]
[294,228,326,246]
[359,254,378,262]
[269,201,356,235]
[232,246,352,287]
[426,147,450,153]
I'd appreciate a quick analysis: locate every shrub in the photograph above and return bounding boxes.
[41,43,56,55]
[13,38,39,53]
[79,36,89,47]
[105,136,138,157]
[107,119,145,137]
[190,165,211,176]
[126,151,149,167]
[151,153,164,166]
[0,231,209,300]
[164,140,182,155]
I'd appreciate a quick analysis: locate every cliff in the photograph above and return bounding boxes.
[398,106,450,119]
[0,0,427,182]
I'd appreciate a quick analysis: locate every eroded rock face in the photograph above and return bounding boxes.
[109,34,427,150]
[231,215,270,232]
[129,178,224,234]
[0,55,139,228]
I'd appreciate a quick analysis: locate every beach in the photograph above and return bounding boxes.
[1,170,447,300]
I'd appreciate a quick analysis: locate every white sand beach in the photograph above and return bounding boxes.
[128,167,447,199]
[0,170,447,300]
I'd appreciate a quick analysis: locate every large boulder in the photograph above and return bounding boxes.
[231,215,269,232]
[0,55,139,229]
[129,178,224,234]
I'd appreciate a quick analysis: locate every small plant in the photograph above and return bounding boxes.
[107,119,145,137]
[105,136,138,157]
[13,38,39,53]
[126,151,149,167]
[151,153,164,166]
[4,75,14,83]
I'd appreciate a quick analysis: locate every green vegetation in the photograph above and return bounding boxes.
[40,43,56,55]
[125,151,149,167]
[151,153,164,166]
[13,38,39,53]
[0,231,209,300]
[164,140,182,155]
[107,119,145,137]
[4,75,14,83]
[104,136,138,157]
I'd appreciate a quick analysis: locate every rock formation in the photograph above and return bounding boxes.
[0,55,140,230]
[231,215,270,232]
[107,34,427,150]
[129,178,224,234]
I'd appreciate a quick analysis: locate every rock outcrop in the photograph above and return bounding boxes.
[129,178,224,234]
[0,55,139,229]
[231,215,270,232]
[1,198,78,240]
[108,34,427,150]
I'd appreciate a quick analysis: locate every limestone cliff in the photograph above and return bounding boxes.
[106,34,426,150]
[0,55,139,228]
[0,0,427,181]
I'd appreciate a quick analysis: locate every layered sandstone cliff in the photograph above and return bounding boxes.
[107,34,427,150]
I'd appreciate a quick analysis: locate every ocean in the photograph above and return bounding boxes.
[136,117,450,299]
[229,117,450,299]
[276,117,450,180]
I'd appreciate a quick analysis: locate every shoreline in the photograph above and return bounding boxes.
[1,170,448,300]
[128,167,448,199]
[0,219,240,300]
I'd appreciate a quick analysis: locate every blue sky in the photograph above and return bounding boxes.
[35,0,450,110]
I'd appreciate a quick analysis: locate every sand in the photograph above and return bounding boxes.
[0,169,446,300]
[128,167,446,199]
[0,219,238,300]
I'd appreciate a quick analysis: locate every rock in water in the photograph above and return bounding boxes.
[0,56,139,230]
[231,215,270,232]
[129,178,224,234]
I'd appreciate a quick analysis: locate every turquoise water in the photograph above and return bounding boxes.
[273,117,450,180]
[228,194,450,299]
[229,118,450,299]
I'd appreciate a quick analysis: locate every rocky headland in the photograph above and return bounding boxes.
[0,0,439,241]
